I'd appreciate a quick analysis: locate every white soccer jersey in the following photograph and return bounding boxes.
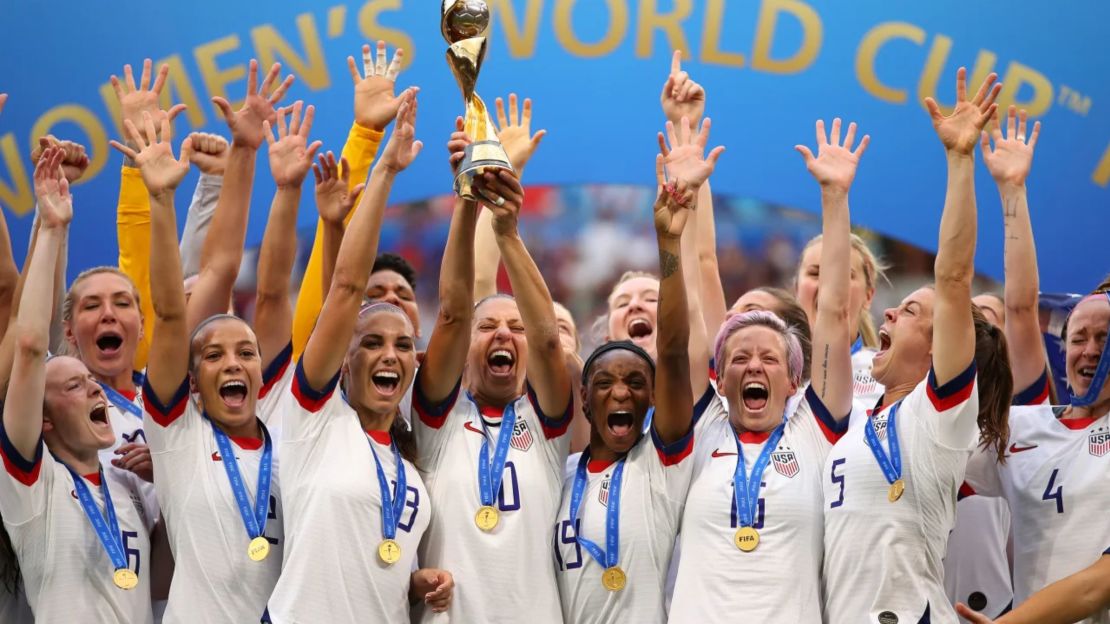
[97,381,159,530]
[554,390,711,624]
[964,401,1110,624]
[410,374,572,624]
[823,363,979,624]
[943,372,1051,622]
[0,430,153,623]
[142,344,292,624]
[671,386,848,623]
[851,346,885,425]
[268,361,430,622]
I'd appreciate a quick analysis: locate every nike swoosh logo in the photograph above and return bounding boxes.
[211,452,223,462]
[1009,443,1038,453]
[711,449,737,458]
[464,421,485,435]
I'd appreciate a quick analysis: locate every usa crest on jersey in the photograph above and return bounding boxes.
[511,419,534,452]
[771,448,799,478]
[598,477,610,506]
[1090,426,1110,457]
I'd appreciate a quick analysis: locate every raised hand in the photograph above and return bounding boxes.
[494,93,546,173]
[661,50,706,128]
[794,118,871,192]
[264,101,323,188]
[347,41,413,131]
[475,169,525,236]
[377,91,423,174]
[313,152,364,226]
[653,154,696,240]
[447,116,473,173]
[925,67,1001,155]
[187,132,230,175]
[212,60,295,150]
[658,115,725,189]
[110,112,193,196]
[33,147,73,228]
[981,105,1040,187]
[31,136,90,183]
[110,59,187,136]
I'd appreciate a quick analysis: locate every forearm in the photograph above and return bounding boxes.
[932,153,977,383]
[679,195,709,394]
[998,182,1045,390]
[179,173,223,277]
[997,557,1110,624]
[254,186,301,358]
[0,208,17,332]
[48,228,68,354]
[320,221,344,302]
[117,167,155,369]
[695,182,726,336]
[655,233,694,442]
[441,198,479,324]
[473,206,502,300]
[15,227,64,353]
[149,192,187,325]
[813,187,853,415]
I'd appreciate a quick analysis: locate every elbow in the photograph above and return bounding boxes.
[14,327,49,360]
[327,270,366,306]
[253,287,288,309]
[933,266,975,293]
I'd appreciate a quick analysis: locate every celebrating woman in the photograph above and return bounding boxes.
[821,68,1013,623]
[0,149,153,622]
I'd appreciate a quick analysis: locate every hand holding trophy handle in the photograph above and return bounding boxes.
[442,0,515,198]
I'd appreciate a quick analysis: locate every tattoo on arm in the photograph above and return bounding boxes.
[659,250,680,279]
[1003,196,1018,220]
[821,345,829,398]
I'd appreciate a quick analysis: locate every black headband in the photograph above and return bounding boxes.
[581,340,656,385]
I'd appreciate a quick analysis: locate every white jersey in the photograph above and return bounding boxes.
[268,361,430,623]
[964,401,1110,624]
[943,372,1051,622]
[824,363,979,624]
[554,395,709,624]
[142,346,292,624]
[0,431,153,623]
[671,386,849,624]
[411,375,572,624]
[97,381,159,530]
[851,345,885,425]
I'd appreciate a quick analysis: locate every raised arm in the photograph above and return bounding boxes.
[254,102,322,369]
[474,94,546,300]
[475,169,570,417]
[981,106,1046,395]
[300,93,422,390]
[3,149,72,461]
[795,119,870,418]
[109,114,193,402]
[418,118,480,403]
[924,68,1000,385]
[314,153,364,300]
[957,553,1110,624]
[179,132,229,277]
[190,60,294,330]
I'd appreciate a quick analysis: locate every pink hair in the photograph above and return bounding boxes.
[713,310,804,387]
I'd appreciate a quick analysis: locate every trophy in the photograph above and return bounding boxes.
[442,0,515,198]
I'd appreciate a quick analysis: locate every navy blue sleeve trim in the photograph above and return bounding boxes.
[141,376,190,417]
[412,370,462,420]
[805,384,849,434]
[650,415,695,459]
[928,361,978,399]
[262,342,294,386]
[292,358,340,402]
[1012,368,1050,406]
[691,384,715,427]
[0,420,43,473]
[526,382,573,438]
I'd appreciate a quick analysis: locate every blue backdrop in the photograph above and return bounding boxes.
[1,0,1107,291]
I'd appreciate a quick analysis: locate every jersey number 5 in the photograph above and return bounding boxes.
[829,458,846,509]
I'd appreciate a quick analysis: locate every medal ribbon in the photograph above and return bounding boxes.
[864,401,902,486]
[208,416,273,542]
[63,464,128,572]
[569,450,625,571]
[476,402,517,509]
[732,421,786,529]
[368,433,407,541]
[850,335,864,356]
[1070,292,1110,408]
[97,382,142,419]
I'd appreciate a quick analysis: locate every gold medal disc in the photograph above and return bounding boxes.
[734,526,760,552]
[378,539,402,565]
[601,566,627,591]
[888,479,905,503]
[248,536,271,562]
[475,505,500,532]
[113,568,138,590]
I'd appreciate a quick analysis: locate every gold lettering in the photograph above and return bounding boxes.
[29,105,109,185]
[752,0,822,74]
[999,61,1054,118]
[917,34,996,114]
[196,35,247,113]
[554,0,628,58]
[489,0,544,58]
[1093,141,1110,187]
[700,0,745,68]
[252,13,331,91]
[0,133,32,216]
[634,0,692,59]
[855,22,925,104]
[358,0,416,66]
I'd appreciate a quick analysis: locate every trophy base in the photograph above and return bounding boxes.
[454,140,515,199]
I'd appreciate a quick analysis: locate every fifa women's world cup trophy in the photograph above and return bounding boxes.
[441,0,515,198]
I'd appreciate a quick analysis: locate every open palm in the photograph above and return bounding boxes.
[213,60,294,150]
[349,41,406,131]
[981,105,1040,186]
[925,68,1001,155]
[33,148,73,228]
[659,116,724,188]
[110,113,191,195]
[795,119,870,192]
[495,94,545,173]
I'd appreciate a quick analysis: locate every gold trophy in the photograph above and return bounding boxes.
[442,0,515,198]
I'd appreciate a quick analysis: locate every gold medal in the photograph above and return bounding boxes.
[475,505,500,531]
[601,566,627,591]
[734,526,760,552]
[378,539,402,565]
[248,536,271,562]
[888,479,905,503]
[113,568,138,590]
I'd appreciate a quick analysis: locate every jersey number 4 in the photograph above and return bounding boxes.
[1042,468,1064,514]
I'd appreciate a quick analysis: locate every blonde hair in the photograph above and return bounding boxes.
[62,266,143,325]
[798,233,887,349]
